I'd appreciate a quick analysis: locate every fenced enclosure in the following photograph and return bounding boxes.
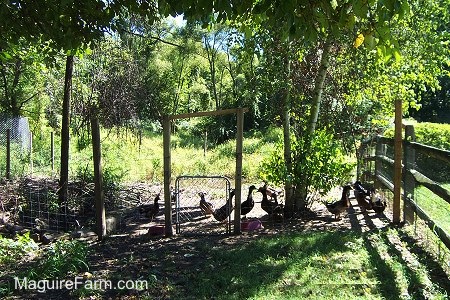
[358,124,450,273]
[174,175,232,235]
[0,116,32,179]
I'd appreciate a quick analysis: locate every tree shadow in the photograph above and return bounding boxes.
[364,234,402,300]
[396,229,450,295]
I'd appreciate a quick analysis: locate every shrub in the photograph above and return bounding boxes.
[260,129,355,208]
[384,121,450,150]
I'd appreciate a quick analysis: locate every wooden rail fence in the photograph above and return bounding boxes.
[358,125,450,251]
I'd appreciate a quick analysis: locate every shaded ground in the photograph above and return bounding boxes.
[1,181,449,299]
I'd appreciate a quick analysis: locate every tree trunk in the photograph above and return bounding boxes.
[59,55,73,204]
[295,40,333,210]
[282,49,294,215]
[307,41,332,136]
[204,36,219,109]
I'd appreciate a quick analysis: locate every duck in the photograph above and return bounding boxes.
[139,193,160,221]
[258,184,283,217]
[353,181,373,212]
[213,189,235,222]
[325,185,352,220]
[241,185,257,218]
[199,192,215,216]
[269,191,284,221]
[371,189,387,214]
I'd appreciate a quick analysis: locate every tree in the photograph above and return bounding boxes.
[0,42,46,117]
[0,0,162,203]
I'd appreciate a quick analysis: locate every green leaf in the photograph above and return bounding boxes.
[393,48,402,61]
[364,33,377,50]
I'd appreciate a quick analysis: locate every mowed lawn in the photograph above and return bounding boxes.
[172,230,449,300]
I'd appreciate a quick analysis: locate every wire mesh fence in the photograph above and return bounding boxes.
[0,116,32,179]
[412,217,450,276]
[174,176,232,235]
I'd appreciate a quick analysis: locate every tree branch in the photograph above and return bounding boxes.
[121,29,183,48]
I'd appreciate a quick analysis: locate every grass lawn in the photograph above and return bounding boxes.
[415,184,450,234]
[177,230,448,300]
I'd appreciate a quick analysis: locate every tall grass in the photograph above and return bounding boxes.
[65,126,283,184]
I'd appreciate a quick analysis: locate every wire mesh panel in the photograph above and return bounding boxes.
[0,116,31,150]
[19,177,79,232]
[0,116,32,178]
[174,176,231,235]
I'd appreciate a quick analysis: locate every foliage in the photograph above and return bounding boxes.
[0,237,89,297]
[0,232,39,264]
[163,0,409,51]
[75,163,126,193]
[0,42,48,117]
[409,73,450,123]
[384,122,450,150]
[260,129,354,207]
[338,0,450,138]
[24,240,89,279]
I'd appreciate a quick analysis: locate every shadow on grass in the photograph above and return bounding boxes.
[364,233,402,300]
[396,229,450,296]
[181,231,361,299]
[378,231,429,299]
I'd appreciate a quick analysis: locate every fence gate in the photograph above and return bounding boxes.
[174,176,231,235]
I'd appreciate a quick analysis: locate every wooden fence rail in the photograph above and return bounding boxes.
[358,125,450,251]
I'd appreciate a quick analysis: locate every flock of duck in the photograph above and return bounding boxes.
[139,183,283,223]
[199,183,283,222]
[324,181,387,220]
[139,181,387,224]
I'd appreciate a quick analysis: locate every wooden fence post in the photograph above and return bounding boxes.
[203,131,207,157]
[91,117,106,240]
[393,99,402,224]
[403,125,416,224]
[6,129,10,180]
[163,115,173,237]
[234,108,244,234]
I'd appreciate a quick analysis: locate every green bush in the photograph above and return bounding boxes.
[33,240,88,279]
[260,129,355,207]
[384,121,450,150]
[0,232,39,264]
